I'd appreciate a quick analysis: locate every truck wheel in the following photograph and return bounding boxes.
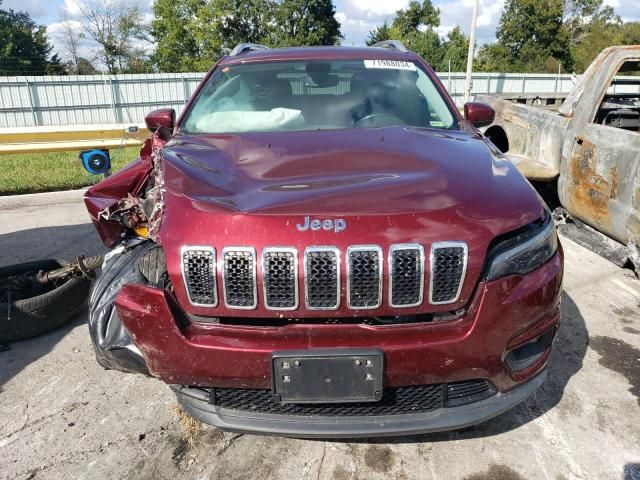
[0,260,92,344]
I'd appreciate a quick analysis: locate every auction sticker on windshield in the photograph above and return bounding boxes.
[364,59,416,71]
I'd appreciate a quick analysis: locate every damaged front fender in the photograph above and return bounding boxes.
[85,137,166,246]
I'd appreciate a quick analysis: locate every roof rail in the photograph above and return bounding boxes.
[371,40,409,53]
[229,43,270,56]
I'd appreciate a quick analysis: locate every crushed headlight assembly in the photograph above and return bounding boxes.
[484,213,558,281]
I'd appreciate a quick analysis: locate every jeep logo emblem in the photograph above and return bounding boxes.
[296,216,346,233]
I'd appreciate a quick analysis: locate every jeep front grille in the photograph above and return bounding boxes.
[181,247,217,307]
[304,247,340,310]
[347,246,382,309]
[222,247,257,309]
[262,248,298,310]
[389,244,424,308]
[430,242,468,304]
[181,243,468,311]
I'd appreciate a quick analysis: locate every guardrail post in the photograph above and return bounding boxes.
[25,80,38,126]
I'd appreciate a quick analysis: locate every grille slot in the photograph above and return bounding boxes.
[263,248,298,310]
[445,379,493,407]
[181,247,216,306]
[430,242,468,304]
[222,247,257,309]
[347,246,382,309]
[304,247,340,310]
[389,244,425,308]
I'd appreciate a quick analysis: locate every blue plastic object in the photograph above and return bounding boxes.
[79,149,111,175]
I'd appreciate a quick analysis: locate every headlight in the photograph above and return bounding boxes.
[484,214,558,281]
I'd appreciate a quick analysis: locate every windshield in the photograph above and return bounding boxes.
[181,59,458,133]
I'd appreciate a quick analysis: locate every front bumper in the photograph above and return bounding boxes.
[114,250,562,392]
[106,248,562,436]
[171,370,546,438]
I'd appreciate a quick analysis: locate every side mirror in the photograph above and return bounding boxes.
[463,102,495,128]
[145,108,175,140]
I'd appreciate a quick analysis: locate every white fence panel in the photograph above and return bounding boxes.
[0,71,578,128]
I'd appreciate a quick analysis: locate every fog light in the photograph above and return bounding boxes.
[505,327,556,372]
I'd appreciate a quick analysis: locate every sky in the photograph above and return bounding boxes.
[4,0,639,65]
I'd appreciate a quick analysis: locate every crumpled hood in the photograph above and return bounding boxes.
[157,126,545,316]
[161,126,543,226]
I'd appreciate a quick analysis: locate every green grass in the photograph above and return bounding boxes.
[0,147,141,196]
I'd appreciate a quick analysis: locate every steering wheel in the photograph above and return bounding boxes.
[353,113,404,128]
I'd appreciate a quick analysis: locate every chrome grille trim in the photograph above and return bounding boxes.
[181,246,217,307]
[262,247,299,311]
[429,242,468,305]
[222,247,257,310]
[388,244,425,308]
[304,246,340,311]
[346,245,383,310]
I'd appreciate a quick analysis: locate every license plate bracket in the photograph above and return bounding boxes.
[271,349,384,404]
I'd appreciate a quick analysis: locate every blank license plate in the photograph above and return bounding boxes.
[272,349,384,404]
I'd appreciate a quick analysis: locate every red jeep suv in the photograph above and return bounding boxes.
[85,42,563,438]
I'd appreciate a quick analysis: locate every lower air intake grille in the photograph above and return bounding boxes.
[347,247,382,309]
[210,379,493,416]
[430,243,467,304]
[213,384,443,416]
[390,245,424,307]
[263,249,297,310]
[305,248,339,309]
[181,247,216,306]
[223,248,256,309]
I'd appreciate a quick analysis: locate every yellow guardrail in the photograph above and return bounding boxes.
[0,124,150,154]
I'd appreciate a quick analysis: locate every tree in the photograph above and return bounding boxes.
[478,0,572,72]
[474,43,513,72]
[151,0,343,72]
[392,0,439,36]
[65,57,99,75]
[151,0,218,72]
[621,22,640,45]
[76,0,149,74]
[216,0,278,48]
[275,0,342,46]
[0,1,64,75]
[564,0,619,44]
[59,15,83,73]
[366,0,443,64]
[438,27,468,72]
[46,53,66,74]
[367,21,391,45]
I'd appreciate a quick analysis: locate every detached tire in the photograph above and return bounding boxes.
[0,259,92,344]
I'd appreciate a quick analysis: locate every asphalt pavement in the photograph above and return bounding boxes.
[0,195,639,480]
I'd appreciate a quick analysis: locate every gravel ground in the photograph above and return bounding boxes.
[0,199,639,480]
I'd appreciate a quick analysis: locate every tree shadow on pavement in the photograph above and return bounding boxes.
[0,224,105,391]
[351,291,588,444]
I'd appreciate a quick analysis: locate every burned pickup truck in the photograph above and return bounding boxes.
[85,42,562,438]
[478,46,640,272]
